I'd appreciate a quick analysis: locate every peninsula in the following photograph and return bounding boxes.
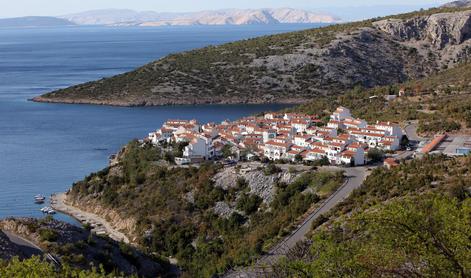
[34,7,471,106]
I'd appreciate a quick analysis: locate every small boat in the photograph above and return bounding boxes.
[40,207,56,214]
[46,209,56,215]
[40,207,50,213]
[34,194,46,201]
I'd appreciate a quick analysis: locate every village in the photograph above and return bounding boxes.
[147,106,406,167]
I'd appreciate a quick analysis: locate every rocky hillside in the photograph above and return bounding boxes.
[443,0,471,8]
[65,140,344,276]
[34,7,471,106]
[0,217,167,277]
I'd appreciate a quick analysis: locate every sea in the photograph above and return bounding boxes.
[0,24,323,223]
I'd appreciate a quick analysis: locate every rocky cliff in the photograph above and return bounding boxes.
[34,8,471,106]
[64,193,139,242]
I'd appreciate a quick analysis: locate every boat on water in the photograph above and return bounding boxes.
[34,194,46,201]
[40,207,56,214]
[34,195,46,204]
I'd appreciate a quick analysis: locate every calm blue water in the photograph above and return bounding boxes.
[0,24,321,222]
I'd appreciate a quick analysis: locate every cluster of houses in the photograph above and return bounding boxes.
[147,107,404,166]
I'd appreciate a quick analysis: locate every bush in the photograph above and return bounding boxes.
[264,164,282,175]
[237,194,263,215]
[38,228,58,242]
[367,148,384,163]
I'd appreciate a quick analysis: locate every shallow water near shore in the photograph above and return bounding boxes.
[0,25,320,223]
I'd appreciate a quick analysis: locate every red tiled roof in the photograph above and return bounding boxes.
[265,140,290,148]
[341,150,356,157]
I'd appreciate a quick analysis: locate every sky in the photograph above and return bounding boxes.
[0,0,452,19]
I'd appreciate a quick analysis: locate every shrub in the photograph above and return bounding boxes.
[367,148,384,163]
[237,194,263,215]
[264,164,282,176]
[38,228,58,242]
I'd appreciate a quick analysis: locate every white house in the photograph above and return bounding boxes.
[263,140,292,160]
[374,121,403,137]
[304,148,327,161]
[183,135,214,160]
[262,129,277,143]
[291,119,311,133]
[343,117,367,129]
[330,107,352,121]
[294,134,314,148]
[341,143,365,165]
[378,136,401,151]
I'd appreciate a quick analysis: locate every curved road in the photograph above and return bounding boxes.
[404,122,424,142]
[2,230,43,257]
[225,166,370,277]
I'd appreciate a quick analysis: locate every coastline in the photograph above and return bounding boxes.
[50,193,130,244]
[31,96,306,107]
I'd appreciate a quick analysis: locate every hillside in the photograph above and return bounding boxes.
[0,217,168,277]
[0,16,75,28]
[61,8,339,26]
[65,141,344,276]
[443,0,471,8]
[276,155,471,277]
[289,61,471,134]
[34,7,471,106]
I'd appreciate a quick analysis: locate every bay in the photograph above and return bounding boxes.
[0,24,322,221]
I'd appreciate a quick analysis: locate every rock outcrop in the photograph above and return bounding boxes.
[374,10,471,49]
[213,163,307,203]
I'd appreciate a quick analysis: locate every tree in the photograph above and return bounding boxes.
[0,256,113,278]
[367,148,384,163]
[280,194,471,277]
[400,135,410,147]
[294,154,303,163]
[236,194,263,215]
[221,144,234,158]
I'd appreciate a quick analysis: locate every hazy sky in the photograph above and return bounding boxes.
[0,0,451,18]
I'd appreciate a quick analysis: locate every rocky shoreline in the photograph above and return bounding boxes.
[50,193,131,244]
[31,96,305,107]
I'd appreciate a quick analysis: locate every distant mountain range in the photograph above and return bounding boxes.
[0,16,75,28]
[59,8,340,26]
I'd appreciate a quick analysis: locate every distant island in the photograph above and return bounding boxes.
[0,16,75,28]
[60,8,340,26]
[0,8,339,28]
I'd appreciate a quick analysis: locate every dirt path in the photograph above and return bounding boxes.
[51,193,130,244]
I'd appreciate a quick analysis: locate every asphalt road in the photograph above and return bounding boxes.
[225,166,370,277]
[3,230,43,257]
[404,122,423,142]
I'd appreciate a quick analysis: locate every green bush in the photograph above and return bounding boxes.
[236,194,263,215]
[38,228,58,242]
[264,164,282,175]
